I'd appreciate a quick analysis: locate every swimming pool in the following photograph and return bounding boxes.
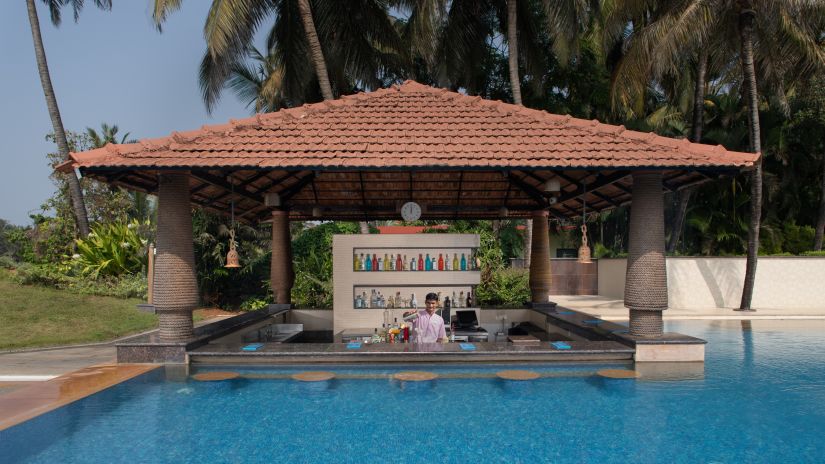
[2,320,825,463]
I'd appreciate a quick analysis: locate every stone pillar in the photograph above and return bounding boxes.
[625,171,668,337]
[270,210,293,304]
[528,210,552,303]
[154,173,198,341]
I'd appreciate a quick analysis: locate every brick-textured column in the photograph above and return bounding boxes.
[529,210,552,303]
[270,210,293,304]
[154,173,198,341]
[625,171,668,337]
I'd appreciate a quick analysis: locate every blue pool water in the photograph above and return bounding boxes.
[3,320,825,463]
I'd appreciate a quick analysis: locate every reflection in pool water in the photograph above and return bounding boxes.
[2,320,825,463]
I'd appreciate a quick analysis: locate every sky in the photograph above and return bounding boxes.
[0,1,254,226]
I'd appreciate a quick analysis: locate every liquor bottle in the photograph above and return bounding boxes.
[460,253,467,271]
[363,291,368,308]
[396,254,402,271]
[355,294,362,308]
[354,254,360,271]
[459,291,466,308]
[452,291,457,307]
[366,254,373,271]
[452,253,459,271]
[438,253,444,271]
[384,254,390,271]
[377,256,383,271]
[411,256,417,271]
[418,254,424,271]
[403,255,408,270]
[389,254,395,271]
[411,293,418,309]
[466,291,472,308]
[373,254,379,271]
[361,254,366,270]
[445,257,451,271]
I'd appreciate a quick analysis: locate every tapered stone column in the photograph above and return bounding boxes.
[625,171,668,337]
[154,173,198,341]
[270,210,293,304]
[529,210,552,303]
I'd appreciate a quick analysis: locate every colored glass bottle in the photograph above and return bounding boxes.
[452,253,459,271]
[373,254,379,271]
[354,254,360,271]
[425,254,432,271]
[383,254,390,271]
[396,254,403,271]
[366,254,372,271]
[438,253,444,271]
[418,254,424,271]
[460,253,467,271]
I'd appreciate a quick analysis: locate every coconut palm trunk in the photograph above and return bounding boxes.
[26,0,90,237]
[667,50,708,253]
[297,0,334,101]
[506,0,533,266]
[738,5,762,311]
[815,156,825,250]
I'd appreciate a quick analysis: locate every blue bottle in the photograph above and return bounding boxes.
[460,253,467,271]
[425,254,432,271]
[366,254,372,271]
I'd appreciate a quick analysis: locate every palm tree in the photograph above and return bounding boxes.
[608,0,825,309]
[85,123,154,223]
[25,0,113,237]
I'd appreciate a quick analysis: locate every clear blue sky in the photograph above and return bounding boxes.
[0,1,253,226]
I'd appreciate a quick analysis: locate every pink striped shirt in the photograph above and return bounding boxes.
[412,310,446,343]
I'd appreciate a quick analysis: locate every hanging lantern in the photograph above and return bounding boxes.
[224,180,241,268]
[578,224,592,263]
[577,181,592,264]
[225,229,241,268]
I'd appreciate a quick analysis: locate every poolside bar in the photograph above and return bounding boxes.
[60,81,759,364]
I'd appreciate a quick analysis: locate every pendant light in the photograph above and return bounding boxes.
[225,177,241,268]
[578,181,592,264]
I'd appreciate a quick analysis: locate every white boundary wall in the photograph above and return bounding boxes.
[598,257,825,309]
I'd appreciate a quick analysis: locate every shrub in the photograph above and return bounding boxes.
[475,267,531,306]
[13,262,147,299]
[73,219,150,277]
[239,296,269,311]
[802,250,825,256]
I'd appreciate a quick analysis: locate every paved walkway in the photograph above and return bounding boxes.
[553,295,825,321]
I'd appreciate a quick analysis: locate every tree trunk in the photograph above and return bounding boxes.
[26,0,90,237]
[738,6,762,311]
[506,0,522,105]
[506,0,529,265]
[297,0,334,101]
[667,51,708,254]
[814,155,825,250]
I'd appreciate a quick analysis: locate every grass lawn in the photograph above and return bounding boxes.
[0,273,158,350]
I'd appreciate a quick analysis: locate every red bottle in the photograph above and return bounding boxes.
[403,325,410,342]
[373,254,378,271]
[438,253,444,271]
[396,254,402,271]
[418,254,424,271]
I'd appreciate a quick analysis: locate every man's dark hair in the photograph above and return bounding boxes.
[425,292,439,302]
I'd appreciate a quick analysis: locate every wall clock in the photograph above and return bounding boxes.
[400,201,422,221]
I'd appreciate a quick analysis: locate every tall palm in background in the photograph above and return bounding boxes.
[608,0,825,309]
[154,0,403,234]
[26,0,114,237]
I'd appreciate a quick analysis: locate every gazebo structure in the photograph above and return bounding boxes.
[61,81,758,360]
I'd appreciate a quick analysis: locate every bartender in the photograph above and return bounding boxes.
[404,292,447,343]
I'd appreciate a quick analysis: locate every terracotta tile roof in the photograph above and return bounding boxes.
[64,81,758,172]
